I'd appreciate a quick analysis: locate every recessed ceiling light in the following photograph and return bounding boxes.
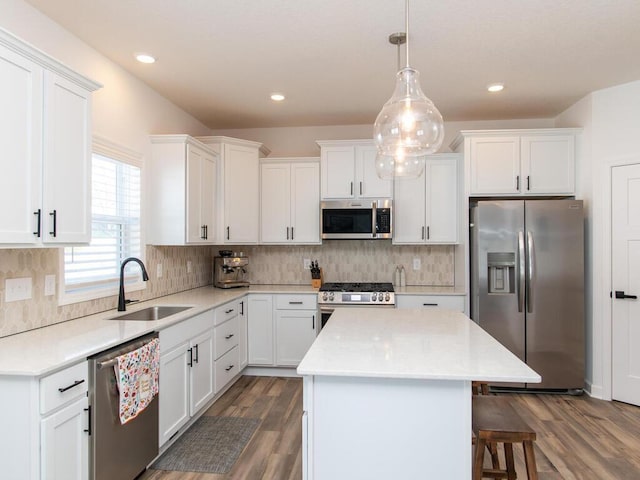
[135,53,156,64]
[270,93,285,102]
[487,83,504,93]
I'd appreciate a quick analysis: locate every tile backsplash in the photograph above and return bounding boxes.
[0,241,454,338]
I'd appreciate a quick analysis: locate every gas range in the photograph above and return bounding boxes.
[318,282,395,306]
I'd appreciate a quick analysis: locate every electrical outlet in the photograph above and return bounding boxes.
[187,261,193,273]
[5,277,33,302]
[413,258,421,270]
[44,275,56,296]
[157,263,163,278]
[303,258,311,269]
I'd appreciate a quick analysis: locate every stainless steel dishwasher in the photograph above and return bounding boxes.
[88,332,159,480]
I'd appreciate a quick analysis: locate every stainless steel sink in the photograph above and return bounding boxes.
[108,305,192,321]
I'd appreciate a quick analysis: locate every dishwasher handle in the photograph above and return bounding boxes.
[95,333,159,370]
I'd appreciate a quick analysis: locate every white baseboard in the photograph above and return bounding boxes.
[243,366,300,377]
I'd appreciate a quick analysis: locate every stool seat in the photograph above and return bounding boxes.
[472,396,538,480]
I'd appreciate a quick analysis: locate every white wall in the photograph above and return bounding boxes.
[555,79,640,399]
[212,118,555,157]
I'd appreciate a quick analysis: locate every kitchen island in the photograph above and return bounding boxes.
[297,307,540,480]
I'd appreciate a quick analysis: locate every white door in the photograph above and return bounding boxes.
[356,144,393,198]
[158,342,190,446]
[424,157,458,243]
[260,163,291,243]
[521,135,575,195]
[238,297,248,369]
[186,144,204,243]
[291,162,320,243]
[42,71,92,243]
[469,136,520,195]
[612,163,640,406]
[321,145,355,199]
[275,310,317,366]
[223,143,259,243]
[393,174,426,244]
[0,44,42,244]
[247,295,274,365]
[190,329,215,414]
[41,396,89,480]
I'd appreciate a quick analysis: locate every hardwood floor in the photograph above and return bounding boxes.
[142,376,640,480]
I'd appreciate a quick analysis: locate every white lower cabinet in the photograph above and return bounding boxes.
[238,296,248,370]
[159,310,215,446]
[0,360,90,480]
[248,294,318,367]
[396,294,466,312]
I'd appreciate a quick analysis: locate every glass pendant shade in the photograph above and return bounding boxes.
[374,67,444,158]
[375,151,424,180]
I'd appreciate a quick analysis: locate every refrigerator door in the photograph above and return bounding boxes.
[472,200,526,366]
[525,200,584,389]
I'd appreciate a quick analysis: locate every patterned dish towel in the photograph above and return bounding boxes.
[114,337,160,424]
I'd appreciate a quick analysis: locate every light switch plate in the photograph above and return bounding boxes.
[6,277,33,302]
[303,258,311,269]
[44,275,56,296]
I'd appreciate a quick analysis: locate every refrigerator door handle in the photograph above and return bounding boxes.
[527,231,535,313]
[518,231,525,313]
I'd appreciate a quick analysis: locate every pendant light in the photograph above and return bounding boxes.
[376,32,425,179]
[374,0,444,174]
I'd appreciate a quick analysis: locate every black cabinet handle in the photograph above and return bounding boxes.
[49,210,57,237]
[225,334,234,340]
[350,182,353,195]
[84,405,92,435]
[225,365,234,372]
[615,290,638,299]
[240,301,244,315]
[226,226,230,240]
[312,314,315,330]
[193,344,199,363]
[205,225,208,239]
[423,303,439,307]
[516,175,520,190]
[527,175,531,191]
[58,379,85,393]
[187,348,193,367]
[33,209,41,237]
[291,226,294,240]
[225,308,235,314]
[289,301,303,305]
[427,226,430,240]
[360,182,363,195]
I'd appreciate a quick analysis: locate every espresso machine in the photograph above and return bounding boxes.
[213,254,249,288]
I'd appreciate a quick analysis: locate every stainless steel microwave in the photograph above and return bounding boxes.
[320,199,392,239]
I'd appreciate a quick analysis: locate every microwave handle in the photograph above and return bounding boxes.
[371,201,377,238]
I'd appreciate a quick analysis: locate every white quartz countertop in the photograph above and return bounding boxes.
[297,307,541,383]
[0,284,315,377]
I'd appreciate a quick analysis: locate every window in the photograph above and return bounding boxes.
[61,137,143,304]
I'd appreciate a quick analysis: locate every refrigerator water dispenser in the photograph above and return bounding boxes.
[487,252,515,294]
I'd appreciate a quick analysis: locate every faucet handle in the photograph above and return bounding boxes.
[125,299,139,305]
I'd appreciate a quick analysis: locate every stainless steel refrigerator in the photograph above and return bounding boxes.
[470,199,584,392]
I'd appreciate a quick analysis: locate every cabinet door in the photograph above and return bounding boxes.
[469,137,520,195]
[356,144,392,198]
[190,329,215,414]
[0,44,42,244]
[186,144,205,243]
[275,310,317,366]
[260,163,291,243]
[247,295,274,365]
[41,395,88,480]
[291,162,320,244]
[425,158,458,243]
[159,342,190,446]
[200,150,216,241]
[393,174,426,244]
[521,135,575,195]
[321,145,356,199]
[42,71,92,243]
[223,143,259,243]
[238,297,248,369]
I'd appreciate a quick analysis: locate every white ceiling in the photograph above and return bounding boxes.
[25,0,640,129]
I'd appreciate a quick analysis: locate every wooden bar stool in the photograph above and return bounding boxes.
[472,395,538,480]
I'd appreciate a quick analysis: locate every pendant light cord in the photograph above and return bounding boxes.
[405,0,410,68]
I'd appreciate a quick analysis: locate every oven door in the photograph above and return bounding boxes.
[319,304,395,329]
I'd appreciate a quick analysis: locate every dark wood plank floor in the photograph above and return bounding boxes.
[141,376,640,480]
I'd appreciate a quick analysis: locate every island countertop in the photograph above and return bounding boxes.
[297,307,541,383]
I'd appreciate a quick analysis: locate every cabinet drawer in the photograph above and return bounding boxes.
[40,361,88,414]
[215,346,239,393]
[160,309,214,351]
[214,300,239,326]
[214,316,239,360]
[275,294,316,310]
[396,295,465,312]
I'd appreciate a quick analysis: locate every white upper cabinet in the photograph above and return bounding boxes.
[260,159,320,244]
[148,135,217,245]
[452,129,579,197]
[393,154,460,244]
[198,136,270,244]
[318,140,392,199]
[0,30,100,246]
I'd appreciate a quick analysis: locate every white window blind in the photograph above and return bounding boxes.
[62,138,143,301]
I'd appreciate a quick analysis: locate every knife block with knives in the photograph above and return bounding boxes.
[310,260,322,288]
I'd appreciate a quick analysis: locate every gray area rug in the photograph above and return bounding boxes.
[152,416,261,474]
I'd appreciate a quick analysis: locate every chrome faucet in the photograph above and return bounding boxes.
[118,257,150,311]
